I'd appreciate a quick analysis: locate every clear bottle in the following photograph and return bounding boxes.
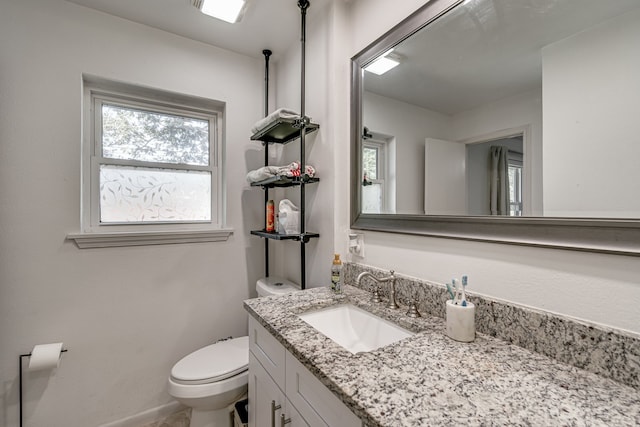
[331,254,342,293]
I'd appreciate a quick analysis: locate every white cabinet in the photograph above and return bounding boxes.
[249,351,286,427]
[248,317,361,427]
[249,314,286,389]
[282,398,309,427]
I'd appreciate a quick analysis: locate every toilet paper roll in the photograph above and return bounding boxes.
[28,343,64,371]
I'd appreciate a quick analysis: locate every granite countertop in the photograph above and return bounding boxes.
[244,285,640,426]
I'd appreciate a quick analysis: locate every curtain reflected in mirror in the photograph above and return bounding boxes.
[489,145,509,216]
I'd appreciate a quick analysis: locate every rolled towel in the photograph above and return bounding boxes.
[280,162,316,178]
[250,108,310,134]
[277,162,301,177]
[246,162,317,183]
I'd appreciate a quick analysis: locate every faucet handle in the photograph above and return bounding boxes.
[406,296,421,318]
[371,286,383,303]
[386,273,399,310]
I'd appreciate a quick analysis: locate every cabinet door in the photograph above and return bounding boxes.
[285,352,360,427]
[249,351,285,427]
[282,397,310,427]
[424,137,467,215]
[249,316,286,389]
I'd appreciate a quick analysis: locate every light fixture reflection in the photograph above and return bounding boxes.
[364,49,401,75]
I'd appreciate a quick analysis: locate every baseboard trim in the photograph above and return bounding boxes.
[99,401,187,427]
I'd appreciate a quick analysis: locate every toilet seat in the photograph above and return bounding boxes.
[168,370,248,400]
[170,336,248,385]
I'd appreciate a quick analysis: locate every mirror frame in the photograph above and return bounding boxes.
[350,0,640,257]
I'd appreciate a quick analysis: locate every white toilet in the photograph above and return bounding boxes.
[255,276,298,298]
[167,277,298,427]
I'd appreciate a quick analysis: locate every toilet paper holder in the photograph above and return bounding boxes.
[19,346,68,427]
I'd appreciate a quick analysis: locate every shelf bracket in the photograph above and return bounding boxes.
[292,116,311,129]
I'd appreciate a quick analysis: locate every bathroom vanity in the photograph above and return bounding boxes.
[245,285,640,426]
[248,315,360,427]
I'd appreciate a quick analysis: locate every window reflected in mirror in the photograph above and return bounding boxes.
[362,128,395,214]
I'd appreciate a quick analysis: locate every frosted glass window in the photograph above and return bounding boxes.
[363,183,383,213]
[99,165,211,223]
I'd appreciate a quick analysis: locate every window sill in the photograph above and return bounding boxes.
[66,229,234,249]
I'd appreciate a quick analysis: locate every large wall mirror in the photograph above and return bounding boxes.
[351,0,640,255]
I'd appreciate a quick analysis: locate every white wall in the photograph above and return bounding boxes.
[0,1,265,426]
[363,91,451,214]
[333,0,640,334]
[542,9,640,217]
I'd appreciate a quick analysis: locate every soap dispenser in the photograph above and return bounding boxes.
[331,254,343,293]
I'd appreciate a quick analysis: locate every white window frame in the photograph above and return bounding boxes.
[362,134,395,214]
[363,140,386,190]
[67,77,232,248]
[362,139,388,213]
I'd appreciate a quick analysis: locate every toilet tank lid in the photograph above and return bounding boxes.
[256,276,299,296]
[171,336,248,384]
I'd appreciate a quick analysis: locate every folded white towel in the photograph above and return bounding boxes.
[246,166,281,183]
[251,108,309,134]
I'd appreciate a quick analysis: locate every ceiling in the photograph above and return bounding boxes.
[65,0,640,114]
[65,0,332,60]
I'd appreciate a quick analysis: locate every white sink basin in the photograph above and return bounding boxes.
[299,304,414,354]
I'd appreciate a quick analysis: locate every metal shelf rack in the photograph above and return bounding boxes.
[250,0,318,289]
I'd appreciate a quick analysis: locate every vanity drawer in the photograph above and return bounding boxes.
[285,351,361,427]
[249,315,286,389]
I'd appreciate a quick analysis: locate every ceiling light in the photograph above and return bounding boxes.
[193,0,247,24]
[364,49,401,75]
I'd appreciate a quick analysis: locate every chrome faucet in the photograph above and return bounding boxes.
[355,270,399,309]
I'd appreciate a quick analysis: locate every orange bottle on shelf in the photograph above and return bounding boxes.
[266,200,275,232]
